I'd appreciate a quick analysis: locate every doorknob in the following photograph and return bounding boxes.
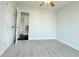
[11,26,15,28]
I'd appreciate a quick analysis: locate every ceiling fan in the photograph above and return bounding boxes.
[39,0,55,7]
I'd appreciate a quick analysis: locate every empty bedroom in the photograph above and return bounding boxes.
[0,0,79,57]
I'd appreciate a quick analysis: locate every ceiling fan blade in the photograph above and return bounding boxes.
[39,2,44,7]
[50,2,55,7]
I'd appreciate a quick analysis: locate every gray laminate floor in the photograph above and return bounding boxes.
[1,40,79,57]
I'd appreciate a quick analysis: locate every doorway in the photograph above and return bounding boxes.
[18,12,29,40]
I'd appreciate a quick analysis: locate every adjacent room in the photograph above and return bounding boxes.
[0,1,79,57]
[18,12,29,40]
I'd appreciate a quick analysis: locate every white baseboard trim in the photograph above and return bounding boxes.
[0,41,14,56]
[29,39,56,40]
[29,37,56,40]
[57,39,79,51]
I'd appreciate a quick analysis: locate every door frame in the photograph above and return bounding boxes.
[15,8,30,44]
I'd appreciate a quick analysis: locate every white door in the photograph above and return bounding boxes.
[3,4,16,49]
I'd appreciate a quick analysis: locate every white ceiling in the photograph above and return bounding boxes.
[14,1,70,10]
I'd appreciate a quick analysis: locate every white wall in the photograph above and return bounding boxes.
[56,2,79,50]
[17,7,56,40]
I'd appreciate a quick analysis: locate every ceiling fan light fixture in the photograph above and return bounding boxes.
[39,0,55,7]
